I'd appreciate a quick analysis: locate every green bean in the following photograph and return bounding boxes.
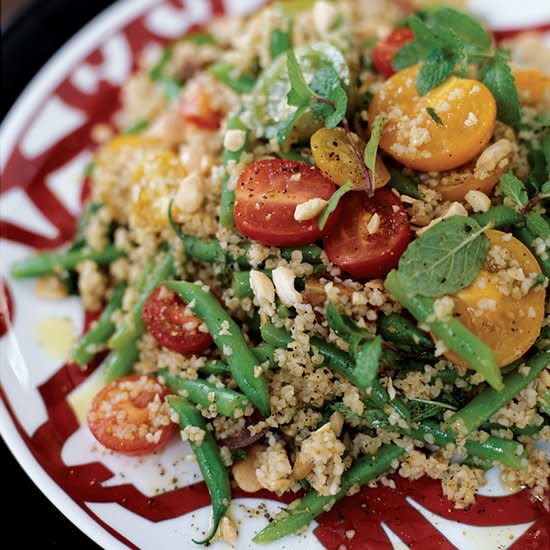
[384,270,501,390]
[472,205,524,229]
[159,370,249,417]
[167,396,231,545]
[163,281,271,416]
[208,62,256,94]
[377,313,434,358]
[135,256,157,291]
[69,201,102,252]
[199,359,229,376]
[220,115,250,227]
[199,343,277,376]
[514,226,550,278]
[541,390,550,416]
[10,245,124,279]
[446,351,549,435]
[462,455,494,471]
[72,282,127,366]
[253,444,404,544]
[108,250,175,349]
[480,421,544,437]
[103,336,140,383]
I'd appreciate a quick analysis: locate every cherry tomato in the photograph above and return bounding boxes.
[372,28,415,78]
[178,75,222,130]
[368,65,496,172]
[142,286,212,355]
[512,68,550,107]
[234,159,341,247]
[446,230,545,368]
[324,188,411,280]
[88,375,176,456]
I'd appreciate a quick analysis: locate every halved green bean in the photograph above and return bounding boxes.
[72,282,127,366]
[103,336,140,383]
[167,396,231,545]
[377,313,434,358]
[472,205,524,229]
[159,369,249,417]
[108,250,175,349]
[10,245,124,279]
[384,270,501,390]
[208,62,256,94]
[163,281,270,416]
[220,114,250,227]
[446,351,549,435]
[253,444,404,544]
[514,226,550,278]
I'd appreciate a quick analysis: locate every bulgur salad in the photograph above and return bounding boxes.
[10,0,550,545]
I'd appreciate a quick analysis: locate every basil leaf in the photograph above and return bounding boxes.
[388,167,424,201]
[270,28,292,59]
[500,172,528,210]
[417,48,457,95]
[479,53,521,128]
[287,49,315,106]
[526,212,550,240]
[426,107,444,125]
[363,115,384,182]
[397,216,490,297]
[431,8,490,51]
[319,181,353,230]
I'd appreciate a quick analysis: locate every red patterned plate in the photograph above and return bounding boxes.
[1,1,549,548]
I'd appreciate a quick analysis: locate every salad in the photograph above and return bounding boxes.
[10,0,550,545]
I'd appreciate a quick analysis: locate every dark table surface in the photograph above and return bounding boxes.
[1,1,115,547]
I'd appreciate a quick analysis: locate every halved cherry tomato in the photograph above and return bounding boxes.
[446,230,545,368]
[234,159,341,247]
[324,188,411,279]
[369,65,496,172]
[142,286,212,355]
[178,90,223,130]
[512,68,550,107]
[88,375,176,456]
[372,28,415,78]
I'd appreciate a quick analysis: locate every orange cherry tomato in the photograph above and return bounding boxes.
[372,28,415,78]
[512,68,550,107]
[88,375,176,456]
[368,65,497,172]
[178,76,222,130]
[446,230,545,368]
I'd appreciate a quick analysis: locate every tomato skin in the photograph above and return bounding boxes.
[179,90,222,130]
[324,188,411,280]
[372,28,415,78]
[234,159,342,247]
[142,286,212,355]
[88,375,176,456]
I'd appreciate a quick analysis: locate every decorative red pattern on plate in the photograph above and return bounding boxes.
[0,279,14,336]
[1,1,549,548]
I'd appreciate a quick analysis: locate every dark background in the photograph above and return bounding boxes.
[1,1,115,547]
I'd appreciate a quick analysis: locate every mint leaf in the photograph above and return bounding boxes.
[479,52,521,127]
[363,115,384,182]
[426,107,444,125]
[286,49,315,106]
[417,48,457,95]
[526,212,550,240]
[310,66,348,128]
[270,28,292,59]
[398,216,490,297]
[500,172,528,210]
[409,15,442,51]
[388,167,424,200]
[393,40,427,70]
[431,8,490,51]
[324,86,347,128]
[319,181,353,230]
[276,104,308,147]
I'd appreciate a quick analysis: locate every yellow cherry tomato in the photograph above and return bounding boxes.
[102,134,162,153]
[512,68,550,107]
[368,65,496,172]
[445,230,545,368]
[130,150,186,227]
[310,127,390,189]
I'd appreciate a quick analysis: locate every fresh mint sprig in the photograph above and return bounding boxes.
[318,181,354,230]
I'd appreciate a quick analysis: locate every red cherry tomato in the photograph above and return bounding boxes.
[234,159,341,247]
[324,188,411,280]
[88,375,176,456]
[372,28,415,78]
[179,90,222,130]
[142,286,212,355]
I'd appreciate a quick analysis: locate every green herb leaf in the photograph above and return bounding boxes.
[276,104,309,147]
[286,49,315,106]
[393,40,427,70]
[319,181,354,230]
[324,87,348,128]
[161,76,183,102]
[479,52,521,127]
[500,172,528,210]
[270,28,292,59]
[430,8,490,52]
[84,160,95,178]
[426,107,444,125]
[543,133,550,173]
[417,48,457,95]
[310,65,347,128]
[355,336,383,390]
[387,167,424,201]
[542,181,550,194]
[526,212,550,240]
[363,115,384,183]
[181,32,216,45]
[150,48,171,81]
[123,119,149,135]
[208,62,256,94]
[397,216,490,297]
